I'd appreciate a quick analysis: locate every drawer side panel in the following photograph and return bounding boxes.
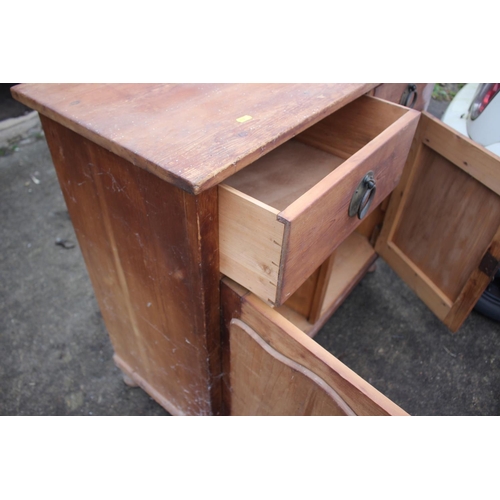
[219,184,284,305]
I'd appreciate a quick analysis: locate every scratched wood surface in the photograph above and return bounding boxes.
[41,116,221,415]
[12,83,377,194]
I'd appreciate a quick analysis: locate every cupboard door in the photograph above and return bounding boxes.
[223,279,408,416]
[376,113,500,332]
[229,319,355,415]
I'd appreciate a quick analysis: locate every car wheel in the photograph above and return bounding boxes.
[474,269,500,322]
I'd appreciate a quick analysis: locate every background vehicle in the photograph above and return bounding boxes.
[442,83,500,155]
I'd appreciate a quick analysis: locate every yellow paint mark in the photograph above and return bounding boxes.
[236,115,252,123]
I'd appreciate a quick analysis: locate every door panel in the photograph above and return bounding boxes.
[223,278,408,416]
[229,319,354,416]
[376,113,500,332]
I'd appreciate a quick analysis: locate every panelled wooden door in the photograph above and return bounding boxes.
[376,113,500,332]
[229,319,355,415]
[223,279,408,416]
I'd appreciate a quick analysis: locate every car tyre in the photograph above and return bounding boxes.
[474,270,500,322]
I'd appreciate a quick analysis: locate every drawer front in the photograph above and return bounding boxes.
[373,83,434,111]
[219,96,420,306]
[221,279,407,416]
[277,102,419,303]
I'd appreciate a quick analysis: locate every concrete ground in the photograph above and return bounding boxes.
[1,88,499,416]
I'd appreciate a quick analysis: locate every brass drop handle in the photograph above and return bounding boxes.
[348,172,377,220]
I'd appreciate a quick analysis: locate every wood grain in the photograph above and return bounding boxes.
[12,83,377,194]
[295,95,410,158]
[377,112,500,331]
[223,139,344,211]
[41,116,221,415]
[392,151,500,302]
[277,105,419,304]
[229,319,355,416]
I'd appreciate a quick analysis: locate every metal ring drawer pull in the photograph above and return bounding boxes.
[348,171,377,220]
[400,83,418,108]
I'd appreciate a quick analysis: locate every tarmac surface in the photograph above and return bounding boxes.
[1,89,499,416]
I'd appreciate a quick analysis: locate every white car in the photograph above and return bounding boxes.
[442,83,500,322]
[442,83,500,156]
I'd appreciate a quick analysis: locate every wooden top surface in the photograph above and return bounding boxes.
[12,83,377,194]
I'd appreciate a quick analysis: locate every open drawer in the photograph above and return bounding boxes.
[219,95,419,307]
